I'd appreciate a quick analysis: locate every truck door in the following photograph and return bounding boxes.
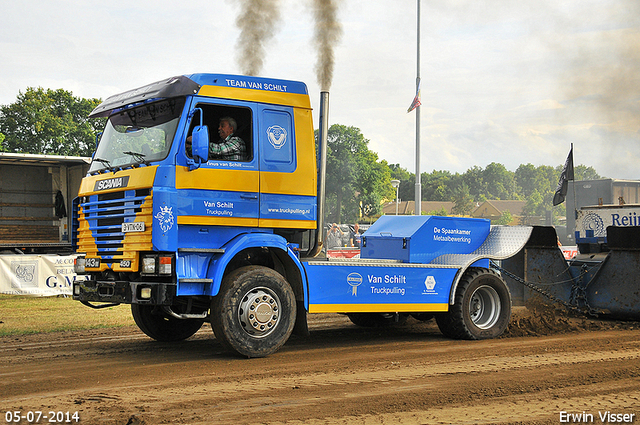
[258,105,316,229]
[175,99,259,227]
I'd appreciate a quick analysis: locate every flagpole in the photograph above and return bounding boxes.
[414,0,422,216]
[571,142,577,221]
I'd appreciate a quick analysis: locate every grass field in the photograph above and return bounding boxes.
[0,295,135,336]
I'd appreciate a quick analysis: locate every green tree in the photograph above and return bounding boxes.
[462,165,486,201]
[451,183,474,216]
[422,170,456,201]
[356,152,394,218]
[522,189,544,220]
[515,164,557,203]
[483,162,518,200]
[0,87,104,156]
[320,124,393,223]
[514,163,539,198]
[573,164,601,181]
[513,162,601,224]
[427,206,448,216]
[387,160,602,224]
[495,210,513,225]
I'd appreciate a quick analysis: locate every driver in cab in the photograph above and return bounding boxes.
[186,117,247,161]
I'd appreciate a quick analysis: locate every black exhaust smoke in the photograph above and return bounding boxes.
[312,0,342,91]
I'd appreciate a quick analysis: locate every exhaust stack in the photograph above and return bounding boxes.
[310,91,329,257]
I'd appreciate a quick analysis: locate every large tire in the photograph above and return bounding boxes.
[347,313,408,327]
[131,304,204,342]
[436,268,511,340]
[211,266,296,358]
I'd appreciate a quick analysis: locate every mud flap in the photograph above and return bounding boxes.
[293,300,310,336]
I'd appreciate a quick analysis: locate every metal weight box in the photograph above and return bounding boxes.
[360,215,491,264]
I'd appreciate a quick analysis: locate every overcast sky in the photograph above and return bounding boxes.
[1,0,639,179]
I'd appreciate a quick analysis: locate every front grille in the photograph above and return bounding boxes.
[76,189,152,264]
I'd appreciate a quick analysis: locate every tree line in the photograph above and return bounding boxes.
[321,125,599,224]
[0,88,601,225]
[388,162,599,223]
[0,87,104,157]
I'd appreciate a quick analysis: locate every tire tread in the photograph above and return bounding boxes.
[436,268,511,340]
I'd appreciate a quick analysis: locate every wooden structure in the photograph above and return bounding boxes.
[0,153,90,252]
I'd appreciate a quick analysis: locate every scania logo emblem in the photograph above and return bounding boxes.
[154,206,175,233]
[267,125,287,150]
[94,176,130,191]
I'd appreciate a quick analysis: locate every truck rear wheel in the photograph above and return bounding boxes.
[211,266,296,358]
[131,304,204,342]
[436,268,511,340]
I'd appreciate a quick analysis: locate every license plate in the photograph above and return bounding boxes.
[86,258,101,268]
[122,222,145,233]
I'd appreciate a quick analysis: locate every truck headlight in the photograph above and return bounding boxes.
[142,257,156,274]
[141,254,174,275]
[74,257,86,274]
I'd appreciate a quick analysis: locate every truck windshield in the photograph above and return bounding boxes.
[89,97,186,173]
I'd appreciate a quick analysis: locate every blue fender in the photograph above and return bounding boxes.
[205,232,307,297]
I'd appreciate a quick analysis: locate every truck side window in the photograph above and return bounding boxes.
[186,104,253,162]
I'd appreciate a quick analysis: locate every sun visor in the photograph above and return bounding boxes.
[89,76,201,118]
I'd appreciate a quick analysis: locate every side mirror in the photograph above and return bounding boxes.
[191,125,209,163]
[186,108,209,171]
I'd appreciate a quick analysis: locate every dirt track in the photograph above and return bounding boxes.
[2,306,640,425]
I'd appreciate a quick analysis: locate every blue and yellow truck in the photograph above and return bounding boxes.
[73,74,532,357]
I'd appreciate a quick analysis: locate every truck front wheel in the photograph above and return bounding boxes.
[211,266,296,358]
[131,304,204,342]
[435,268,511,340]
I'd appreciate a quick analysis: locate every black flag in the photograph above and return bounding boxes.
[552,146,574,206]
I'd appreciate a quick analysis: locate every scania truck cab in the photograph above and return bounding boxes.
[73,74,531,358]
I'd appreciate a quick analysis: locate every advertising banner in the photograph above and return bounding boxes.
[0,254,86,296]
[561,246,578,260]
[327,248,361,259]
